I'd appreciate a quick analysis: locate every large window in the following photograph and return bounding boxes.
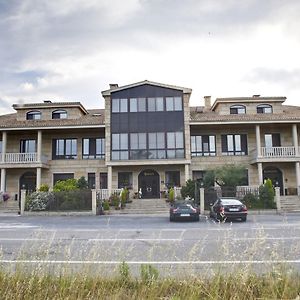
[148,97,164,112]
[88,173,95,189]
[257,104,272,114]
[130,98,146,112]
[26,111,41,120]
[230,105,246,115]
[100,173,108,189]
[52,139,77,159]
[166,97,182,111]
[148,132,166,159]
[221,134,248,155]
[112,98,128,113]
[165,171,180,188]
[52,110,67,119]
[166,131,184,158]
[82,138,105,159]
[111,133,128,160]
[191,135,216,157]
[130,133,147,159]
[118,172,132,189]
[20,139,36,153]
[53,173,74,185]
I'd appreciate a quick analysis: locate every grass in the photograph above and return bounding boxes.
[0,265,299,299]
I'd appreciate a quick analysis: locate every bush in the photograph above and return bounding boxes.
[242,193,261,209]
[109,194,120,208]
[259,179,276,209]
[181,179,195,199]
[140,264,159,285]
[53,179,78,192]
[118,262,131,283]
[77,176,88,190]
[102,200,110,211]
[38,184,49,192]
[168,188,175,203]
[120,188,128,207]
[25,192,54,211]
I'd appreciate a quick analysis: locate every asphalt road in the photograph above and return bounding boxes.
[0,213,300,277]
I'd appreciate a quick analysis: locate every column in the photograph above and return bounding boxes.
[2,131,7,163]
[36,167,41,190]
[258,163,263,185]
[0,168,6,192]
[184,164,190,183]
[292,124,299,156]
[95,172,100,190]
[296,162,300,196]
[255,125,261,157]
[37,130,42,162]
[108,166,112,195]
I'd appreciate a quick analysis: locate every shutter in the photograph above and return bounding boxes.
[221,135,227,153]
[272,134,281,147]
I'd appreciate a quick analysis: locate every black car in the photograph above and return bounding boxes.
[210,198,247,222]
[170,201,200,222]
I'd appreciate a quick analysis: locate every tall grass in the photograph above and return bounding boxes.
[0,267,299,299]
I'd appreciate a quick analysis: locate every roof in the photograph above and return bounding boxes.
[101,80,192,96]
[211,96,286,110]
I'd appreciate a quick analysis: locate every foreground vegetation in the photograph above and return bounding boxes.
[0,267,299,299]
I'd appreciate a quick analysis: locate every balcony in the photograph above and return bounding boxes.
[251,146,300,163]
[0,153,49,168]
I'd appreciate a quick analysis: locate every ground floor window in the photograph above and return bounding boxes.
[192,170,206,181]
[165,171,180,188]
[100,173,108,189]
[88,173,95,189]
[53,173,74,185]
[118,172,133,189]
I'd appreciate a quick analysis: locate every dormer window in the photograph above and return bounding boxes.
[52,109,67,119]
[230,105,246,115]
[26,111,41,120]
[257,104,272,114]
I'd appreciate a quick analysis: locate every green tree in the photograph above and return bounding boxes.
[77,176,88,189]
[181,179,196,199]
[53,179,79,192]
[259,178,276,208]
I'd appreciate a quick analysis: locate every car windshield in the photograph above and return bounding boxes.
[221,199,242,206]
[174,203,194,209]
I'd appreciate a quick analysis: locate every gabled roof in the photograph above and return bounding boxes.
[101,80,192,96]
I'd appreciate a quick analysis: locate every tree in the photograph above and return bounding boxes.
[53,179,79,192]
[181,179,195,199]
[259,179,276,208]
[77,176,88,190]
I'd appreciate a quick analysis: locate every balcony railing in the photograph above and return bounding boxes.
[0,153,48,164]
[260,146,296,158]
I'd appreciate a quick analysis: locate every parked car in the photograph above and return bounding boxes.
[210,198,247,222]
[170,201,200,222]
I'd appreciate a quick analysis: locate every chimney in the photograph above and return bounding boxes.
[109,83,118,90]
[204,96,211,111]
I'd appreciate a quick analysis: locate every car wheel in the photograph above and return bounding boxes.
[241,216,247,222]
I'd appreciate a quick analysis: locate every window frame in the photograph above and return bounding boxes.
[118,172,133,189]
[257,104,273,114]
[52,109,67,119]
[191,135,216,157]
[52,138,77,159]
[221,134,248,156]
[230,105,246,115]
[26,111,41,120]
[20,139,36,153]
[82,137,105,159]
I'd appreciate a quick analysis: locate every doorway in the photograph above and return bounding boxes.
[19,171,36,194]
[263,167,283,195]
[138,169,160,199]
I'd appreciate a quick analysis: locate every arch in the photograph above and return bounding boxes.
[19,171,36,196]
[52,109,67,119]
[263,166,283,195]
[257,104,273,114]
[230,104,246,115]
[26,110,41,120]
[138,169,160,199]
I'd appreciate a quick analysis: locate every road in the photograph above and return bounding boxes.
[0,213,300,277]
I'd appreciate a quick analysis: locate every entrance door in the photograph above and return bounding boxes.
[263,167,283,195]
[19,171,36,194]
[138,169,160,199]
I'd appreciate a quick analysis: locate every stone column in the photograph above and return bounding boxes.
[255,125,261,157]
[184,164,190,183]
[275,187,281,213]
[296,162,300,196]
[108,166,112,195]
[292,124,299,156]
[2,131,7,163]
[20,189,26,215]
[37,130,42,162]
[0,168,6,192]
[258,163,263,185]
[95,172,100,190]
[200,187,205,214]
[36,167,41,190]
[92,189,97,215]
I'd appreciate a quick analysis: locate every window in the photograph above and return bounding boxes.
[118,172,132,189]
[52,110,67,119]
[112,98,128,113]
[166,131,184,158]
[166,97,182,111]
[148,97,164,112]
[264,133,281,148]
[148,132,166,159]
[111,133,128,160]
[257,104,273,114]
[26,111,41,120]
[221,134,248,155]
[53,173,74,185]
[165,171,180,188]
[20,139,36,153]
[130,133,147,159]
[191,135,216,156]
[52,139,77,159]
[129,98,146,112]
[82,138,105,159]
[230,105,246,115]
[88,173,95,189]
[100,173,108,189]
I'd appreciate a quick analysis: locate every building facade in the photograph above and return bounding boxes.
[0,80,300,200]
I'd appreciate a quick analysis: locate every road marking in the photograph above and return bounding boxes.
[0,259,300,265]
[233,237,300,241]
[88,238,181,242]
[0,238,47,241]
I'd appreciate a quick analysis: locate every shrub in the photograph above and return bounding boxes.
[77,176,88,190]
[242,193,261,209]
[118,262,131,283]
[181,179,195,200]
[102,200,110,211]
[25,192,54,211]
[38,184,49,192]
[53,179,78,192]
[168,187,175,203]
[140,264,159,285]
[109,194,120,208]
[120,188,128,207]
[259,179,276,209]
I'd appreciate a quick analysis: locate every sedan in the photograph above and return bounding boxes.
[210,198,247,222]
[170,201,200,222]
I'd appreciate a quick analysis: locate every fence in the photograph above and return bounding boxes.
[97,189,122,200]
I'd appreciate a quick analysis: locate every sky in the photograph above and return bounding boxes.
[1,0,300,114]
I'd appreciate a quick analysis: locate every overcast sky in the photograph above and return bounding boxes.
[1,0,300,114]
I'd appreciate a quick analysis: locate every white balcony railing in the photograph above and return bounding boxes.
[0,152,47,164]
[261,146,296,158]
